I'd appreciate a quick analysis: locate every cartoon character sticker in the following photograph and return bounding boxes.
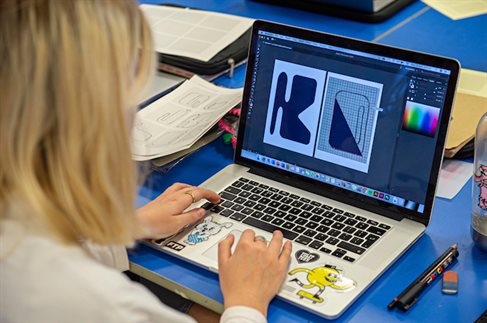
[288,265,356,304]
[474,164,487,210]
[184,216,232,245]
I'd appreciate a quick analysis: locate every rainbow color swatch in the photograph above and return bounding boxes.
[402,101,440,137]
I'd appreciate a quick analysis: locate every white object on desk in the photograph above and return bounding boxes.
[131,76,242,161]
[140,5,254,62]
[422,0,487,20]
[437,160,472,199]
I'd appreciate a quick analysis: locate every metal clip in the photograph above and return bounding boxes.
[227,58,235,78]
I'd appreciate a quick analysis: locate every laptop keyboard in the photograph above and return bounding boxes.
[201,177,392,263]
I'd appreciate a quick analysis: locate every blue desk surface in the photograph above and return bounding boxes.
[133,1,487,321]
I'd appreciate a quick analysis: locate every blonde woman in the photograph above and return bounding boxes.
[0,1,292,322]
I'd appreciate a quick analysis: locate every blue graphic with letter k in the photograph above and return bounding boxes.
[269,72,317,145]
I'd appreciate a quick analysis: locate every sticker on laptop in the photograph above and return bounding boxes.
[184,216,233,245]
[288,264,356,304]
[295,250,320,264]
[165,241,186,252]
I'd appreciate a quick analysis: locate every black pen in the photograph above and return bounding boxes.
[387,243,459,311]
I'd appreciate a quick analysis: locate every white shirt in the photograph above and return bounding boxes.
[0,218,266,323]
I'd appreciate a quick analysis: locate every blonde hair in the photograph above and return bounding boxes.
[0,0,154,245]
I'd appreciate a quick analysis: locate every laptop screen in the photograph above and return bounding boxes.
[236,21,459,224]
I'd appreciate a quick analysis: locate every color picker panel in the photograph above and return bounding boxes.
[402,101,440,137]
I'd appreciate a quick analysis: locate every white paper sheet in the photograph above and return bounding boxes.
[422,0,487,20]
[140,5,254,62]
[131,76,242,161]
[437,160,473,199]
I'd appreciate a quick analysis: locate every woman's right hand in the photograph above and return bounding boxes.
[218,229,292,317]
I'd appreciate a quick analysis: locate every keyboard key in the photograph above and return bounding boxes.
[367,226,386,236]
[309,240,324,249]
[323,211,335,219]
[338,241,366,255]
[221,209,234,217]
[312,208,324,215]
[232,181,244,188]
[291,200,303,207]
[321,204,332,210]
[344,212,355,218]
[333,208,344,214]
[332,248,347,258]
[263,207,276,215]
[254,204,265,211]
[274,210,286,218]
[258,183,269,189]
[334,215,346,222]
[328,229,340,237]
[350,237,364,245]
[271,218,285,226]
[300,211,312,218]
[279,204,291,212]
[354,230,367,238]
[331,222,345,230]
[221,201,234,208]
[249,180,259,186]
[343,226,356,234]
[230,213,247,222]
[295,218,307,225]
[220,192,237,201]
[315,233,327,241]
[305,221,319,229]
[344,218,357,226]
[293,226,306,233]
[261,214,274,222]
[338,233,352,241]
[281,197,293,204]
[362,239,376,248]
[326,237,339,245]
[290,194,300,199]
[249,194,261,201]
[321,218,334,226]
[300,197,311,203]
[261,191,274,198]
[240,191,251,198]
[271,193,283,201]
[242,184,254,191]
[210,205,224,213]
[367,219,379,226]
[366,234,379,242]
[225,186,242,195]
[201,202,213,210]
[259,197,271,204]
[282,222,295,230]
[242,217,298,240]
[241,208,253,215]
[269,187,279,193]
[289,208,302,215]
[279,190,289,196]
[295,236,312,245]
[231,204,244,211]
[355,215,367,222]
[303,229,317,238]
[269,201,281,208]
[343,256,355,263]
[311,201,321,207]
[251,187,263,194]
[302,204,314,211]
[379,223,391,230]
[284,214,297,222]
[239,177,249,182]
[243,200,256,207]
[316,225,330,234]
[310,215,323,223]
[320,247,332,254]
[356,222,369,230]
[234,197,246,204]
[251,211,264,219]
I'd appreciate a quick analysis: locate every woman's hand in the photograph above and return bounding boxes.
[136,183,220,239]
[218,229,293,317]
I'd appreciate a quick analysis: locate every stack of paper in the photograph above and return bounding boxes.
[131,76,242,161]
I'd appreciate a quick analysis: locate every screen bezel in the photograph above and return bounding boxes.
[234,20,460,226]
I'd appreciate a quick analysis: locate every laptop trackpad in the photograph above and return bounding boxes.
[202,230,242,263]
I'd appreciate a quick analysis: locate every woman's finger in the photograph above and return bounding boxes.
[267,230,283,255]
[218,234,235,267]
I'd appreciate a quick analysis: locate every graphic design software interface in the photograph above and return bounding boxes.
[241,31,451,213]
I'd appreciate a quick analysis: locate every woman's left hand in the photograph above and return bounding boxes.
[136,183,220,239]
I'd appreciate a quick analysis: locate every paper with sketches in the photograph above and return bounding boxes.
[422,0,487,20]
[437,160,472,199]
[131,76,242,161]
[140,5,254,62]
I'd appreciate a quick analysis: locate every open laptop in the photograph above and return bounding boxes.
[147,20,459,319]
